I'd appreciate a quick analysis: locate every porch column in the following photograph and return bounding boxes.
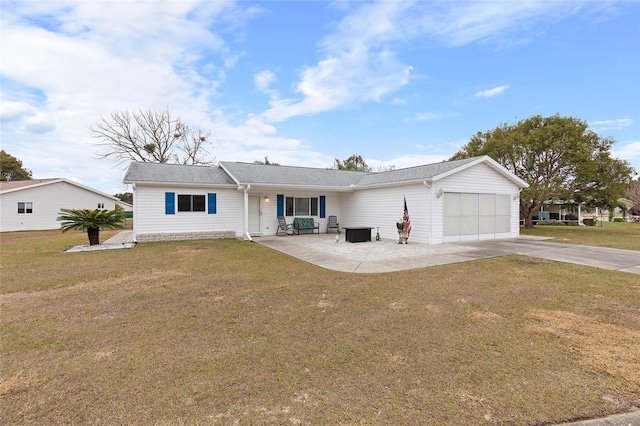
[243,184,251,241]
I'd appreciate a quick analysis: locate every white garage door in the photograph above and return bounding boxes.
[443,193,511,242]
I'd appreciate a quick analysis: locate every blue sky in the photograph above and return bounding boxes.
[1,0,639,195]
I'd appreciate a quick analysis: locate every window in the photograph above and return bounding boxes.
[18,202,33,214]
[285,197,294,216]
[178,194,206,212]
[285,196,318,216]
[98,203,105,209]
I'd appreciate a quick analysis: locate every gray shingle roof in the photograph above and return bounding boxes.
[123,156,521,189]
[355,157,479,186]
[0,179,59,192]
[123,162,236,186]
[219,162,368,187]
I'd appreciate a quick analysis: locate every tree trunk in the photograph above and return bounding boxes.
[523,214,534,229]
[520,202,537,229]
[87,227,100,246]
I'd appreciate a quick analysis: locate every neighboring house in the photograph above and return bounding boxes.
[123,155,528,245]
[0,179,132,232]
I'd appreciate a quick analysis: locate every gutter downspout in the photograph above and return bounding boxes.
[424,179,433,244]
[130,183,137,243]
[243,184,252,241]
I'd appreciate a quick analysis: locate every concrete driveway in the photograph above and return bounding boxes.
[254,234,640,274]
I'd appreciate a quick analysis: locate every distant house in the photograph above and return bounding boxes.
[123,155,528,245]
[0,179,132,232]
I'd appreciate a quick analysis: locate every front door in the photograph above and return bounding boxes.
[248,196,261,235]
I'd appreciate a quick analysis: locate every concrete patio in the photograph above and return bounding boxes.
[253,234,640,274]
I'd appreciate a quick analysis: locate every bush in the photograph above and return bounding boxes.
[613,218,624,223]
[583,218,595,226]
[565,214,578,221]
[536,220,566,226]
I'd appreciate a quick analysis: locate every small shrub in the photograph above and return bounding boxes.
[565,214,578,221]
[613,218,624,223]
[536,220,566,226]
[583,218,595,226]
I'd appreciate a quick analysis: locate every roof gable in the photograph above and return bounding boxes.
[0,178,127,201]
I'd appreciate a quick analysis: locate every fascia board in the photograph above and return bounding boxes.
[217,163,241,186]
[130,181,237,189]
[352,178,429,190]
[245,183,356,192]
[0,178,64,195]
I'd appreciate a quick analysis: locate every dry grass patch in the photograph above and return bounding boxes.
[1,231,640,425]
[527,309,640,390]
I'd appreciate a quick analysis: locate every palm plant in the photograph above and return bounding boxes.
[57,206,125,246]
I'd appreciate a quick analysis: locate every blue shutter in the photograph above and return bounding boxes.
[208,193,217,214]
[165,192,175,214]
[277,194,284,217]
[319,195,326,218]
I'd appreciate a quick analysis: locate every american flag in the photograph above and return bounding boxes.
[404,196,411,239]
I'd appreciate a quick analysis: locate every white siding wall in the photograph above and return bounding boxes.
[433,163,521,243]
[133,185,244,240]
[0,183,119,232]
[256,190,344,235]
[344,184,432,244]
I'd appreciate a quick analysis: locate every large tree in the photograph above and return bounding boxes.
[91,109,214,167]
[0,150,32,181]
[57,206,125,246]
[451,114,634,228]
[334,154,371,172]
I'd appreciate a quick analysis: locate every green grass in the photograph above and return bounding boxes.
[1,229,639,425]
[521,221,640,251]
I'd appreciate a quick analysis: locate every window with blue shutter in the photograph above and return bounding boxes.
[277,194,284,217]
[319,195,326,218]
[165,192,175,214]
[208,193,217,214]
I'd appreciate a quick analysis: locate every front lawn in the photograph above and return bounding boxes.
[521,221,640,251]
[1,230,639,425]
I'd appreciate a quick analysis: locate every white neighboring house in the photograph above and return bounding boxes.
[0,179,132,232]
[123,155,528,245]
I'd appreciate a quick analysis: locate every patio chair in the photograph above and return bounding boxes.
[276,216,294,236]
[327,215,340,234]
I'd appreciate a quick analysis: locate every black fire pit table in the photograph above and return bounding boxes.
[343,227,373,243]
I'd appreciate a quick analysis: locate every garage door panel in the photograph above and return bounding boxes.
[444,193,460,216]
[461,193,479,214]
[443,192,511,240]
[479,194,495,215]
[479,216,495,234]
[462,216,479,235]
[495,215,510,233]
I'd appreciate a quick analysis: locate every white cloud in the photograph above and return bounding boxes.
[254,70,277,92]
[0,101,37,123]
[590,117,634,132]
[612,141,640,163]
[475,85,509,98]
[261,1,415,122]
[405,112,442,122]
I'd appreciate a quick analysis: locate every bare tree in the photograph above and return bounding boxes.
[624,179,640,206]
[91,109,214,167]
